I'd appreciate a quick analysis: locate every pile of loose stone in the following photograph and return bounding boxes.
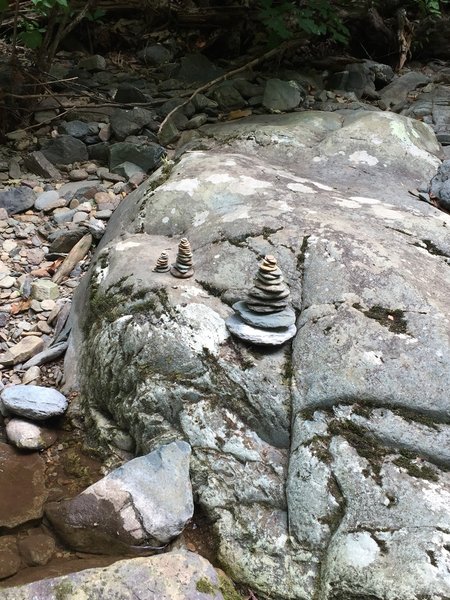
[226,255,297,346]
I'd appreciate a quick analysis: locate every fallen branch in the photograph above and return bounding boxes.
[52,233,93,284]
[157,38,306,138]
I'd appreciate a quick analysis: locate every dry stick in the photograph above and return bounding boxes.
[157,38,305,136]
[52,233,93,284]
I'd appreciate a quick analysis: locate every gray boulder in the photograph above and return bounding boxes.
[0,186,35,215]
[41,135,88,165]
[64,110,449,599]
[0,551,227,600]
[1,385,68,420]
[6,418,57,450]
[110,107,155,141]
[428,159,450,210]
[45,441,194,553]
[109,141,165,172]
[263,78,305,111]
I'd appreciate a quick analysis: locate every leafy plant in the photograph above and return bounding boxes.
[257,0,350,45]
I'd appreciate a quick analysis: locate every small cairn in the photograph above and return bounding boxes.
[153,251,170,273]
[226,255,296,346]
[170,238,194,278]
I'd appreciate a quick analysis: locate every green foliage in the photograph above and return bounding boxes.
[257,0,350,45]
[18,23,45,48]
[416,0,443,16]
[0,0,8,11]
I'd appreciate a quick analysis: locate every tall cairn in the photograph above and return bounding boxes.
[171,238,194,278]
[226,255,296,346]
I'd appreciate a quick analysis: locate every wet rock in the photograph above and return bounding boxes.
[23,151,61,179]
[6,418,57,450]
[41,136,88,165]
[0,186,35,215]
[18,533,56,567]
[263,78,305,111]
[0,442,47,528]
[0,551,226,599]
[0,536,21,580]
[109,141,165,173]
[1,385,68,420]
[45,441,193,553]
[0,337,44,366]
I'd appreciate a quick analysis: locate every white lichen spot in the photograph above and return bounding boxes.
[115,240,143,252]
[342,532,380,568]
[161,178,200,196]
[192,211,209,227]
[206,173,236,185]
[371,136,383,145]
[222,159,237,166]
[162,216,169,224]
[335,198,361,209]
[313,156,323,162]
[240,175,272,188]
[363,351,383,365]
[370,205,405,221]
[287,183,317,194]
[349,150,379,166]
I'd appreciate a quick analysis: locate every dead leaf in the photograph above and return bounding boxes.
[226,108,252,121]
[10,299,31,315]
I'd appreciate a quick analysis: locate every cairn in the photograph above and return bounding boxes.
[153,251,170,273]
[226,255,296,346]
[171,238,194,278]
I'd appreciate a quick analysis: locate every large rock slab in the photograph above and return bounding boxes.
[65,110,450,599]
[45,441,194,553]
[0,551,228,600]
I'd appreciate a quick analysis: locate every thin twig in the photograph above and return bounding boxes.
[158,38,304,136]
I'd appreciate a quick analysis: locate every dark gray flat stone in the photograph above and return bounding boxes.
[233,301,296,329]
[226,314,296,345]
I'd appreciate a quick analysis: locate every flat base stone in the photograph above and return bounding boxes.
[226,314,296,346]
[233,301,296,330]
[170,266,194,278]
